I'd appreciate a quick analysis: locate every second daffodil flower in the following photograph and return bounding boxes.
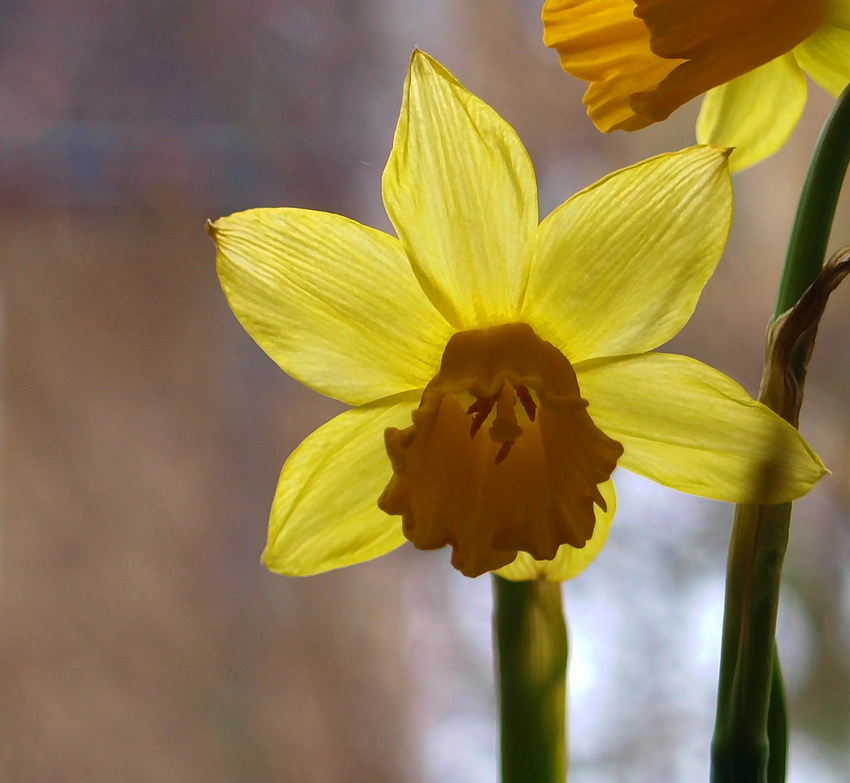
[209,51,826,581]
[543,0,850,171]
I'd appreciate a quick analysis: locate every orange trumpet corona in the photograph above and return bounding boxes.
[379,323,623,577]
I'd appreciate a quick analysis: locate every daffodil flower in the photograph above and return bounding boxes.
[209,50,825,582]
[543,0,850,171]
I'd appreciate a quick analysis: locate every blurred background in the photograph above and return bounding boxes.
[2,1,850,781]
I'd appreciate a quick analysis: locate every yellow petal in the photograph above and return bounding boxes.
[211,208,453,406]
[542,0,683,132]
[794,24,850,98]
[523,147,732,363]
[825,0,850,29]
[632,0,824,123]
[263,393,421,576]
[696,55,807,173]
[575,353,827,504]
[495,479,616,581]
[382,50,537,329]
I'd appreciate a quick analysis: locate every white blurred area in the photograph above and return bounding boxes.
[406,471,850,782]
[3,0,850,781]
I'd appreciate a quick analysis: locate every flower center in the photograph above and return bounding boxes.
[467,380,535,464]
[378,323,623,578]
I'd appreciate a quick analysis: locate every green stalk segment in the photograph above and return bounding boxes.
[776,83,850,316]
[493,575,567,783]
[766,648,788,783]
[711,502,791,783]
[711,83,850,783]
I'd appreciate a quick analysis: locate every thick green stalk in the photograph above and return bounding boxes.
[493,575,567,783]
[711,503,790,783]
[766,648,788,783]
[776,84,850,315]
[711,83,850,783]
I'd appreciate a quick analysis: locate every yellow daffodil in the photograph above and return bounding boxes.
[543,0,850,171]
[209,50,825,582]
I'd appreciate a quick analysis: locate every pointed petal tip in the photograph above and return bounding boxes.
[699,144,735,170]
[407,48,469,95]
[260,546,291,576]
[409,48,451,84]
[688,143,734,165]
[205,218,218,240]
[409,47,429,72]
[261,537,303,576]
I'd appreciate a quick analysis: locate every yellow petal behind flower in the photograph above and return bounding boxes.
[542,0,683,132]
[382,50,537,330]
[211,208,453,406]
[696,55,807,173]
[263,393,422,576]
[634,0,822,62]
[524,146,732,363]
[794,23,850,98]
[575,353,827,504]
[543,0,822,130]
[496,479,616,581]
[631,0,824,123]
[825,0,850,29]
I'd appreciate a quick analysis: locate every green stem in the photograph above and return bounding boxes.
[711,503,791,783]
[767,647,788,783]
[776,83,850,317]
[493,575,567,783]
[712,82,850,783]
